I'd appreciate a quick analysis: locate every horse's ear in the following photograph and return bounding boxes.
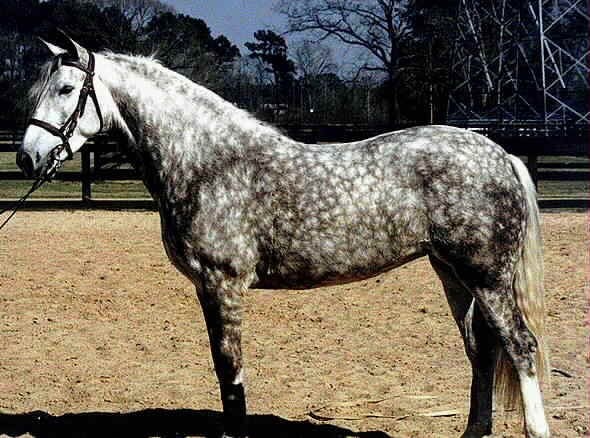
[57,30,89,62]
[38,38,68,57]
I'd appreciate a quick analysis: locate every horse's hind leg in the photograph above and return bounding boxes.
[196,270,250,438]
[430,256,497,438]
[452,264,550,438]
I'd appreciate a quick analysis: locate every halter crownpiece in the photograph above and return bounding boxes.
[29,51,103,166]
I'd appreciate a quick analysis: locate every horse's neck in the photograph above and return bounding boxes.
[98,54,291,200]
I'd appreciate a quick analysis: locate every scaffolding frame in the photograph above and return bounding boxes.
[448,0,589,125]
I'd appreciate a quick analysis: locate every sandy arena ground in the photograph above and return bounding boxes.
[0,211,587,438]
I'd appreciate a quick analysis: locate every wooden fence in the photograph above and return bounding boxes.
[0,127,588,210]
[0,131,154,209]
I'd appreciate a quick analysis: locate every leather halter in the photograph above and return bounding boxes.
[29,51,103,161]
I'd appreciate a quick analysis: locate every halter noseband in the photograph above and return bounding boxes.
[29,51,103,162]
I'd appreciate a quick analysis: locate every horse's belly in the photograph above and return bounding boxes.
[252,249,427,289]
[253,154,430,289]
[252,216,430,289]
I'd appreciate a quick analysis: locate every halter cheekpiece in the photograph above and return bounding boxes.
[29,51,103,162]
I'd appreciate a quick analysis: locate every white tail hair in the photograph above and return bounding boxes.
[495,155,550,411]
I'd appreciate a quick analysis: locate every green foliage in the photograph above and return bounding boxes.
[246,30,295,90]
[0,0,240,126]
[0,1,523,127]
[141,12,240,87]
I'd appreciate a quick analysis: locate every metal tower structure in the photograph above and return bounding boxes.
[448,0,589,125]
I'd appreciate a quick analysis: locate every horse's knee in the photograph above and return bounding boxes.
[208,333,243,386]
[218,331,243,364]
[197,280,246,381]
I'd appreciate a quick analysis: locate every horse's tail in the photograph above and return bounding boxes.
[495,155,550,411]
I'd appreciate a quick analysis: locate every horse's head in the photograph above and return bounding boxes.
[17,36,105,179]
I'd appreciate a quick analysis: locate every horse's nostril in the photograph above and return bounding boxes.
[16,151,35,178]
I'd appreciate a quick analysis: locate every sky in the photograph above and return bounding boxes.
[161,0,288,53]
[158,0,364,74]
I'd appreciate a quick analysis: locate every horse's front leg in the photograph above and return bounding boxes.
[197,270,250,438]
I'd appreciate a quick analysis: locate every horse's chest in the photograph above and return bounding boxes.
[159,201,261,280]
[160,220,199,280]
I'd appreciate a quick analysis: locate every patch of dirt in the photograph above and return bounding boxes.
[0,211,587,437]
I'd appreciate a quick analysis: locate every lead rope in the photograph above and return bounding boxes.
[0,177,47,232]
[0,151,65,232]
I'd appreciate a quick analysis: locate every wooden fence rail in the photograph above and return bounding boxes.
[0,128,588,210]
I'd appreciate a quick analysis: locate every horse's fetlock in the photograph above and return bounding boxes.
[525,363,538,378]
[525,421,550,438]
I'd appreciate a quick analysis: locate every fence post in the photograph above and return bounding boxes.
[81,147,92,205]
[94,148,101,173]
[527,154,538,189]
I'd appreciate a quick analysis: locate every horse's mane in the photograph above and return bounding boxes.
[101,51,162,73]
[102,51,289,139]
[29,50,287,141]
[102,51,223,102]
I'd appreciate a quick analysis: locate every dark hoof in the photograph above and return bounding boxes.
[461,423,493,438]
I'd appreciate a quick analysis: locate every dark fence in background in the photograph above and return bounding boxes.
[0,131,153,210]
[0,123,588,210]
[285,123,589,211]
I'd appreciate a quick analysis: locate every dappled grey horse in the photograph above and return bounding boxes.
[18,37,550,438]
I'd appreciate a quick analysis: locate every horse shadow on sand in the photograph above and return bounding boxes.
[0,408,391,438]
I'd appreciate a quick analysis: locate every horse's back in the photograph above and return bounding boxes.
[253,125,521,288]
[169,124,524,289]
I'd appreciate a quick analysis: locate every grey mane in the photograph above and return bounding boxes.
[102,52,286,141]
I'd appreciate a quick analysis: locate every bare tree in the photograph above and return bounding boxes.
[88,0,174,32]
[278,0,413,122]
[293,40,335,78]
[292,40,334,119]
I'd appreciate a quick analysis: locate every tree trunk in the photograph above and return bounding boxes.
[387,68,401,126]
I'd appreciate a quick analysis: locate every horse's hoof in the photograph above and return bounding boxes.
[461,423,493,438]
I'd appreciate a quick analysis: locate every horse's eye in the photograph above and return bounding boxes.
[59,85,75,96]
